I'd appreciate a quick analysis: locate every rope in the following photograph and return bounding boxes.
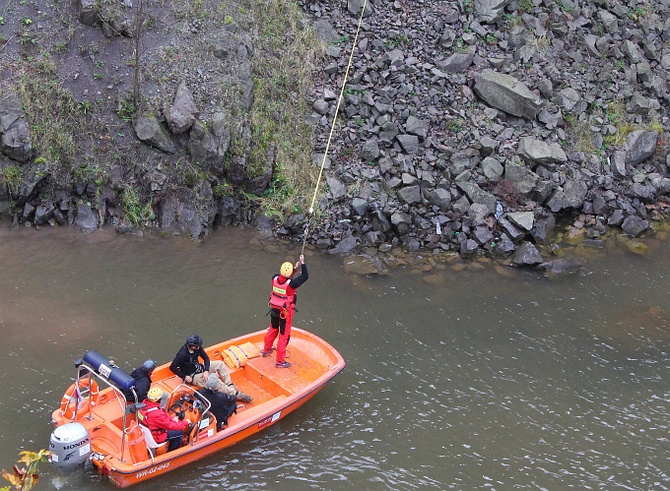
[301,0,369,255]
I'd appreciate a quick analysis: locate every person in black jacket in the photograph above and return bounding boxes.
[123,359,157,403]
[169,335,252,403]
[198,374,237,431]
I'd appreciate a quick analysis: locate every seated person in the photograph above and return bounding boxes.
[122,359,157,403]
[138,387,191,452]
[169,335,252,403]
[198,373,238,431]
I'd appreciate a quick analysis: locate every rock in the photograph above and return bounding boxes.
[405,115,429,139]
[624,130,659,166]
[608,209,625,227]
[312,19,340,44]
[481,156,503,180]
[456,181,497,214]
[371,209,392,233]
[329,234,359,254]
[473,69,543,119]
[503,160,539,194]
[247,142,274,196]
[459,238,480,258]
[0,93,26,133]
[134,116,176,154]
[397,185,421,205]
[227,124,251,185]
[189,120,230,178]
[1,119,32,162]
[0,93,32,162]
[391,210,412,235]
[342,254,387,275]
[78,0,101,26]
[498,216,525,242]
[511,241,544,266]
[492,233,516,256]
[396,134,420,154]
[165,81,199,134]
[623,240,648,255]
[517,137,567,167]
[473,225,494,245]
[428,188,451,212]
[546,180,588,213]
[506,211,534,232]
[531,215,555,244]
[475,0,509,23]
[621,215,648,237]
[360,140,380,161]
[312,99,329,115]
[443,52,474,73]
[351,197,368,216]
[557,88,581,111]
[538,258,583,274]
[347,0,373,17]
[326,176,347,202]
[75,203,99,231]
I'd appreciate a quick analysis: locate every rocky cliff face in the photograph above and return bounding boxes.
[1,0,670,268]
[300,0,670,265]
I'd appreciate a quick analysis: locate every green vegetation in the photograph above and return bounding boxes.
[463,0,473,14]
[447,118,463,133]
[564,98,663,155]
[72,163,108,186]
[1,0,347,228]
[122,186,155,226]
[1,449,49,491]
[15,56,87,171]
[386,33,410,48]
[628,3,653,21]
[563,111,595,153]
[603,99,635,146]
[0,165,23,196]
[517,0,533,14]
[234,0,325,219]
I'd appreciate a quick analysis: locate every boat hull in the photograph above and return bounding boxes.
[51,328,345,487]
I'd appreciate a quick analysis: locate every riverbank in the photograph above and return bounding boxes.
[1,0,670,269]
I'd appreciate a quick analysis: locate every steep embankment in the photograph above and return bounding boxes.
[1,0,669,270]
[301,0,670,268]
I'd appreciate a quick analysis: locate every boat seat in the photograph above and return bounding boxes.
[138,424,167,461]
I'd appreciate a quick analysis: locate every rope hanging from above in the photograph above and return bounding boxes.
[301,0,369,255]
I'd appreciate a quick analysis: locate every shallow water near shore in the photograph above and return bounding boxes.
[1,225,670,490]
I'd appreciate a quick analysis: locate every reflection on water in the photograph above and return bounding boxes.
[1,226,670,490]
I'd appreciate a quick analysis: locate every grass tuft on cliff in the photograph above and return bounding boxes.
[235,0,326,218]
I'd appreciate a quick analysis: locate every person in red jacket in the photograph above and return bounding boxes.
[262,254,308,368]
[138,387,191,452]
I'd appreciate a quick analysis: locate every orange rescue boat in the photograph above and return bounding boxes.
[48,328,345,488]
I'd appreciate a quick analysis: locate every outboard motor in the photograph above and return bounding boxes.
[48,422,91,472]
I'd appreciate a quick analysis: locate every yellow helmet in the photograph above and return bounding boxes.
[280,261,294,277]
[147,387,163,402]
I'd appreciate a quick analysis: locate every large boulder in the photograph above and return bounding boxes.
[0,93,32,162]
[511,241,544,266]
[165,81,199,135]
[134,116,176,154]
[473,69,543,119]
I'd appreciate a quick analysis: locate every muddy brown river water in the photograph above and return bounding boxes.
[1,226,669,490]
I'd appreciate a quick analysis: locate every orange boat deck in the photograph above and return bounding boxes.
[51,328,345,487]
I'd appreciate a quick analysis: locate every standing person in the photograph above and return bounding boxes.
[263,254,308,368]
[169,335,252,403]
[122,359,157,403]
[197,374,238,431]
[138,387,191,452]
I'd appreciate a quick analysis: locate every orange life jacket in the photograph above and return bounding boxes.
[269,276,295,311]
